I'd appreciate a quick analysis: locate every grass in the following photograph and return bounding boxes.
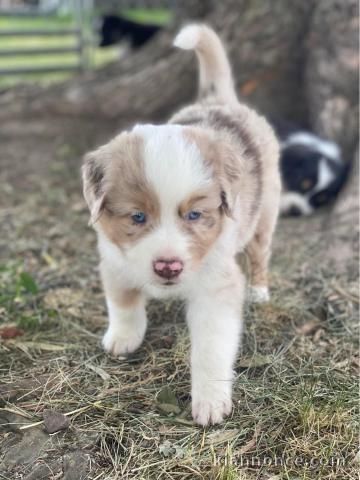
[0,261,357,478]
[0,143,358,478]
[0,29,358,472]
[120,8,172,25]
[0,8,171,89]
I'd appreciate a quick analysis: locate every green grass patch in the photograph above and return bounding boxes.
[120,7,172,25]
[0,7,169,88]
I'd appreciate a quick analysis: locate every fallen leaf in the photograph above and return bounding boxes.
[173,445,186,458]
[240,71,275,96]
[43,409,70,433]
[159,440,173,457]
[41,252,58,268]
[87,364,110,381]
[157,403,181,414]
[236,425,261,454]
[206,429,239,445]
[158,440,185,458]
[8,341,69,352]
[238,355,272,368]
[156,386,181,415]
[313,328,324,343]
[157,386,178,405]
[161,335,175,348]
[0,325,24,339]
[295,320,320,336]
[240,78,261,96]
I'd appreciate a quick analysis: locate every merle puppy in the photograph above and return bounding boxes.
[99,15,161,49]
[82,24,281,425]
[273,120,349,216]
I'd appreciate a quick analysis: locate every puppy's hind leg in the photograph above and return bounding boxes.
[246,198,279,304]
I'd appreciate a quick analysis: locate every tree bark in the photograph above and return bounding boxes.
[305,0,359,158]
[0,0,358,201]
[0,0,358,283]
[1,0,318,129]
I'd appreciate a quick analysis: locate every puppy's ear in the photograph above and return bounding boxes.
[82,151,106,225]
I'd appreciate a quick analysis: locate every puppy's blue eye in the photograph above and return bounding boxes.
[131,212,147,224]
[186,211,202,221]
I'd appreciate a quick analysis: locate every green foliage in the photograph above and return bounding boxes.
[120,8,171,25]
[18,271,38,294]
[156,386,181,414]
[0,261,40,329]
[17,313,41,330]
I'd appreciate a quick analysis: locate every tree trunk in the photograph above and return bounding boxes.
[307,0,359,274]
[0,0,358,219]
[321,144,359,274]
[305,0,359,158]
[1,0,318,129]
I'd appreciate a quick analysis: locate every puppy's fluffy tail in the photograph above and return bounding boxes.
[173,24,237,104]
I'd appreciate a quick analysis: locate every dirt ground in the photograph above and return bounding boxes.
[0,116,358,480]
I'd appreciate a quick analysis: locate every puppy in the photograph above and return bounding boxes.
[99,15,161,49]
[272,120,349,216]
[82,24,281,425]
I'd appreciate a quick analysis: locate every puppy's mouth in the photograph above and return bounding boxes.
[163,280,177,286]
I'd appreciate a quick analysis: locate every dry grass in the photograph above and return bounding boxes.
[0,128,359,479]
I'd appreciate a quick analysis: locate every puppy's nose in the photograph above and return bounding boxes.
[153,258,184,280]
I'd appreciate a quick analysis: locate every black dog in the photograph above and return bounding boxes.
[98,15,161,49]
[271,120,350,216]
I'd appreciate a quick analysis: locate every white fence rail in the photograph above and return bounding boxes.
[0,0,89,76]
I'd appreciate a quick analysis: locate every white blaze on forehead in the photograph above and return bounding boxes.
[133,124,212,214]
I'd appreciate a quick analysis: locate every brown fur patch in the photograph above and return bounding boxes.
[183,126,242,216]
[178,188,224,264]
[179,105,265,228]
[207,108,261,164]
[118,289,141,308]
[205,108,263,216]
[100,265,142,309]
[173,104,264,215]
[83,132,160,247]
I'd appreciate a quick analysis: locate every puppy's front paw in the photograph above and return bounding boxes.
[192,393,232,426]
[248,285,270,304]
[102,326,144,356]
